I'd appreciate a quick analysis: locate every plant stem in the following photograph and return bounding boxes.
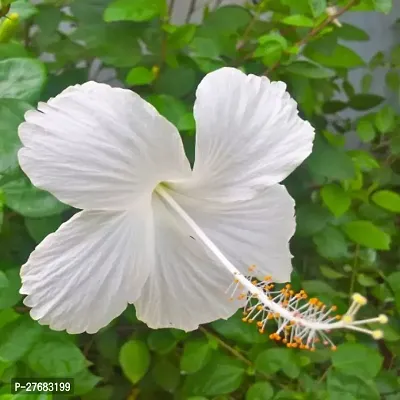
[349,244,359,302]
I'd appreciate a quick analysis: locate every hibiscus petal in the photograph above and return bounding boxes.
[20,204,153,334]
[134,193,241,331]
[18,82,191,210]
[171,184,295,283]
[134,184,294,331]
[187,67,314,200]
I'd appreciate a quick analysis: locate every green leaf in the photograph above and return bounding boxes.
[327,370,380,400]
[246,381,274,400]
[146,94,188,127]
[371,190,400,213]
[167,24,196,49]
[2,176,68,217]
[385,70,400,91]
[356,118,376,142]
[309,0,327,17]
[258,33,287,49]
[0,317,42,362]
[0,308,20,330]
[296,203,332,237]
[375,106,396,133]
[255,348,301,379]
[0,99,31,174]
[348,94,384,111]
[183,353,245,396]
[342,220,391,250]
[337,24,369,41]
[0,271,7,288]
[180,339,212,374]
[152,359,180,392]
[373,0,392,13]
[190,37,220,58]
[9,0,38,20]
[211,311,268,344]
[203,6,252,34]
[147,329,178,354]
[349,150,380,172]
[95,329,119,365]
[0,43,29,60]
[302,280,339,299]
[307,136,355,180]
[319,264,346,279]
[304,44,365,68]
[314,226,349,259]
[24,215,60,244]
[0,58,46,102]
[323,100,348,114]
[282,15,314,27]
[104,0,166,22]
[72,368,102,396]
[361,73,373,92]
[0,269,21,309]
[119,340,150,384]
[154,67,196,98]
[26,339,87,377]
[125,66,155,86]
[285,60,335,79]
[320,184,351,217]
[332,343,383,379]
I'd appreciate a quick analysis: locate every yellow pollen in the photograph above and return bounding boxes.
[342,315,353,323]
[379,314,388,324]
[372,330,383,340]
[352,293,367,306]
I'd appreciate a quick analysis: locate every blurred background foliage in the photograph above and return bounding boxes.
[0,0,399,399]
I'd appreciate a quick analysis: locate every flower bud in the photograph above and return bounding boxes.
[0,12,19,43]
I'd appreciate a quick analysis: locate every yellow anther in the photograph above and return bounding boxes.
[286,284,291,289]
[331,305,337,312]
[331,346,337,351]
[352,293,367,306]
[264,275,272,281]
[342,315,353,323]
[259,329,264,334]
[335,315,342,320]
[257,305,263,310]
[248,264,256,272]
[248,319,253,323]
[372,330,383,340]
[257,321,262,327]
[317,301,324,308]
[242,317,248,322]
[379,314,388,324]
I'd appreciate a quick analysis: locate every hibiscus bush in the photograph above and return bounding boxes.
[0,0,399,399]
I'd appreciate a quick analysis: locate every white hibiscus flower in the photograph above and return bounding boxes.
[18,67,386,344]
